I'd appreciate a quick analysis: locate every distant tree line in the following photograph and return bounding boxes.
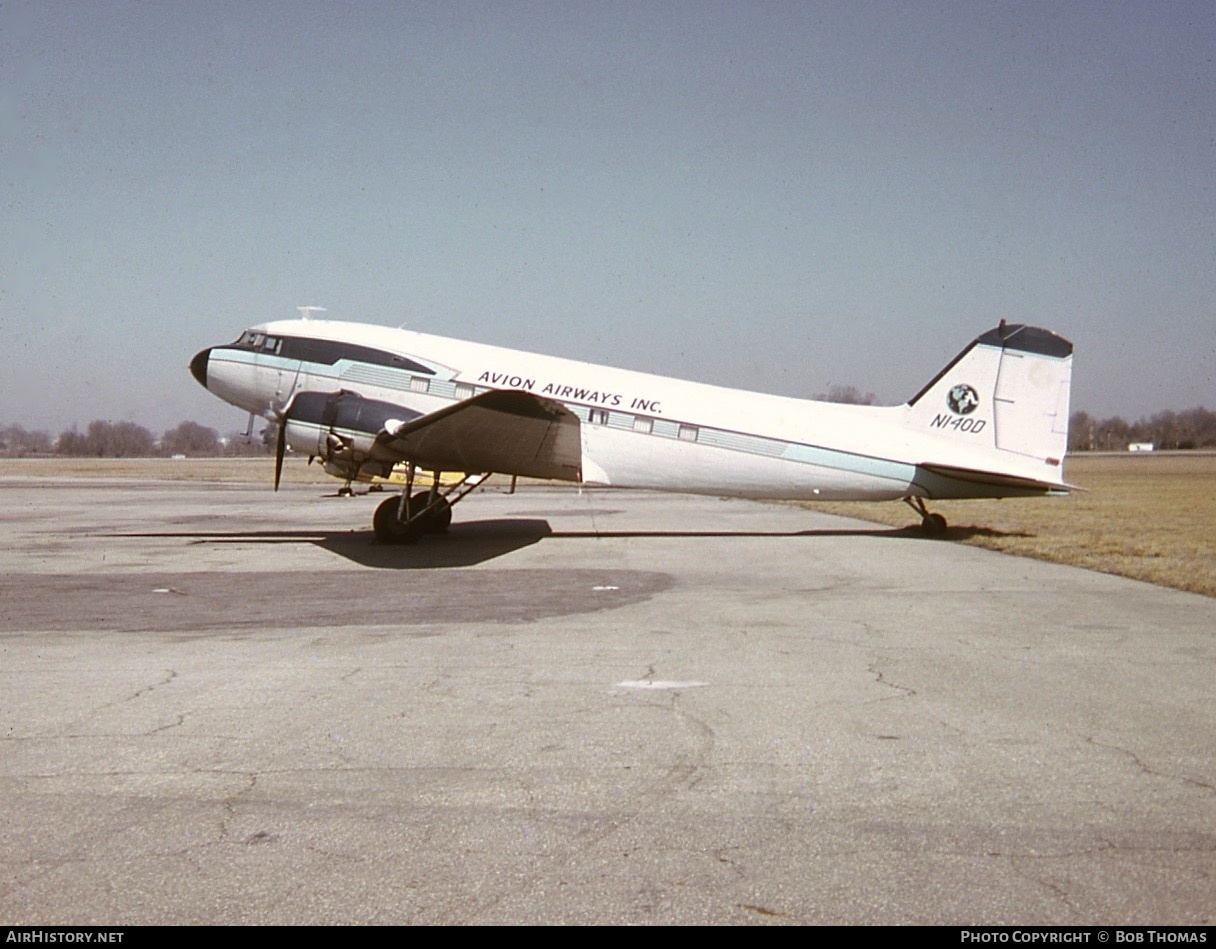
[0,421,272,458]
[1069,408,1216,452]
[815,385,878,405]
[3,406,1214,458]
[812,392,1216,451]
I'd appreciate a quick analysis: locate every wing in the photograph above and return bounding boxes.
[374,389,583,481]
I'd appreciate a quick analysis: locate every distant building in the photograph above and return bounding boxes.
[1127,442,1155,452]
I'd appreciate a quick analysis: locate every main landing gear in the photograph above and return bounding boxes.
[371,465,489,544]
[904,497,948,537]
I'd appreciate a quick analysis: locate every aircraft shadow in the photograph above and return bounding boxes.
[945,525,1036,540]
[542,524,1035,541]
[316,519,554,568]
[110,520,1033,570]
[110,520,555,570]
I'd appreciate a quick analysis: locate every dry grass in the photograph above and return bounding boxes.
[0,456,334,484]
[0,456,528,487]
[796,453,1216,598]
[2,453,1212,598]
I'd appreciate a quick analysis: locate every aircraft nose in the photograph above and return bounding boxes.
[190,348,211,388]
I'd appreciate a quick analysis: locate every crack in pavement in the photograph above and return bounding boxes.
[1087,735,1216,796]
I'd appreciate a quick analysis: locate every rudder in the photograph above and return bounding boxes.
[907,323,1073,468]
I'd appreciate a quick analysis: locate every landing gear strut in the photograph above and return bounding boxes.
[371,465,488,544]
[905,497,948,537]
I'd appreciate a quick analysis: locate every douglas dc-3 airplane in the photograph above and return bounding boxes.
[190,317,1073,544]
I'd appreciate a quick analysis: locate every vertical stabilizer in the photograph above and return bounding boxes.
[907,323,1073,470]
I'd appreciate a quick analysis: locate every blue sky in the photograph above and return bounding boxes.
[4,1,1212,434]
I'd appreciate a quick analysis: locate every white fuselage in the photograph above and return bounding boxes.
[198,319,1069,501]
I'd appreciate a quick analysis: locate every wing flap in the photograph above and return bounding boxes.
[375,390,582,481]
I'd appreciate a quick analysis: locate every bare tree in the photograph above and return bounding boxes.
[0,425,52,457]
[161,421,220,456]
[57,420,156,457]
[1068,412,1095,452]
[1069,407,1216,451]
[222,428,274,456]
[815,384,877,405]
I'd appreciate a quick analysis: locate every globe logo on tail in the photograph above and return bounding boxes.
[947,384,979,416]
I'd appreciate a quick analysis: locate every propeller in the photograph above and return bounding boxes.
[273,404,291,492]
[274,418,286,490]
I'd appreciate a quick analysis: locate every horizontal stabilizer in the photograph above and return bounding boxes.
[916,462,1074,498]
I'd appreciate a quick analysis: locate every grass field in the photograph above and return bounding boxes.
[0,456,334,484]
[796,453,1216,598]
[1,453,1212,598]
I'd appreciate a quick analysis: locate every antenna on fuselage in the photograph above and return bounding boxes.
[297,306,327,321]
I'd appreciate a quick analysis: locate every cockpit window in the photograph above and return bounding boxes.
[224,331,433,374]
[230,330,281,354]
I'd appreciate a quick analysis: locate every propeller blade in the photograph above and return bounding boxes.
[274,415,286,491]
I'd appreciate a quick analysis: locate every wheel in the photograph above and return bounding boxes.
[426,497,452,534]
[921,512,948,536]
[373,495,419,544]
[405,492,452,534]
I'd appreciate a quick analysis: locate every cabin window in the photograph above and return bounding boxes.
[455,383,475,400]
[410,377,430,393]
[633,417,653,434]
[589,409,609,426]
[678,424,699,442]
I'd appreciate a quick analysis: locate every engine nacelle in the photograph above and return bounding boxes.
[283,389,423,483]
[323,459,396,483]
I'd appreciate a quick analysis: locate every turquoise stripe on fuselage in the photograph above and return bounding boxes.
[243,344,918,489]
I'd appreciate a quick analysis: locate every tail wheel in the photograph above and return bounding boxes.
[905,497,948,537]
[921,512,948,536]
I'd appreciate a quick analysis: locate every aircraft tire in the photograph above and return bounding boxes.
[427,498,452,533]
[922,512,948,537]
[404,492,452,534]
[372,496,419,545]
